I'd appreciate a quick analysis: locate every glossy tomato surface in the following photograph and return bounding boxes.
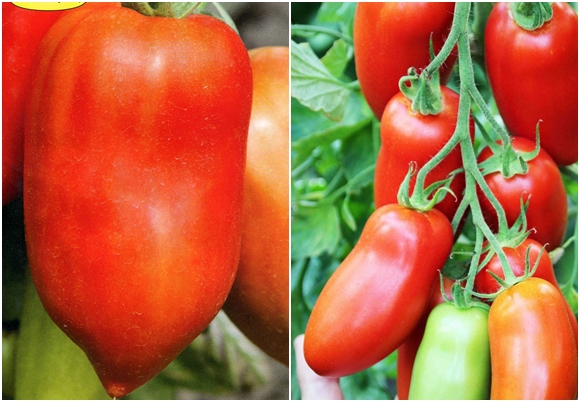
[408,303,490,400]
[354,2,457,119]
[223,46,289,366]
[488,278,578,399]
[303,204,453,378]
[477,137,568,252]
[24,7,252,398]
[485,2,578,166]
[374,87,473,223]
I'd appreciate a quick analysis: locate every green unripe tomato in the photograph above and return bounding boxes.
[408,303,491,400]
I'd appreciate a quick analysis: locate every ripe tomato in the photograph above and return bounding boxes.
[2,2,117,205]
[303,204,453,377]
[485,2,578,166]
[2,4,63,205]
[354,2,457,119]
[396,277,453,400]
[488,278,578,399]
[374,87,474,222]
[24,6,252,398]
[477,137,568,252]
[408,303,490,399]
[222,46,289,366]
[474,238,578,343]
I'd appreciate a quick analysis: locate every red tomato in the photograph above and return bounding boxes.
[474,238,578,342]
[2,2,117,205]
[303,204,453,377]
[24,7,252,398]
[397,277,454,400]
[477,137,568,252]
[374,87,474,222]
[488,278,578,399]
[354,2,457,119]
[485,2,578,166]
[222,46,289,366]
[2,4,63,205]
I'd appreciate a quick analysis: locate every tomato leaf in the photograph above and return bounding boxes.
[291,94,373,157]
[316,2,356,38]
[291,203,341,259]
[291,40,351,121]
[321,39,352,78]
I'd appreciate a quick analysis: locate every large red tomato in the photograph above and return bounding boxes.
[488,278,578,399]
[477,137,568,252]
[24,6,252,398]
[374,87,474,223]
[222,46,289,366]
[354,2,457,119]
[485,2,578,166]
[303,204,453,377]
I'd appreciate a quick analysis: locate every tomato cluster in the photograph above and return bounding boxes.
[303,2,578,400]
[3,3,288,398]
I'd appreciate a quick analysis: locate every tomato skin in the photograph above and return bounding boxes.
[485,2,578,166]
[303,204,453,377]
[2,4,63,205]
[374,87,474,222]
[488,278,578,399]
[396,277,453,400]
[222,46,289,366]
[2,3,118,206]
[477,137,567,252]
[408,303,491,400]
[474,238,578,344]
[24,8,252,398]
[354,2,457,119]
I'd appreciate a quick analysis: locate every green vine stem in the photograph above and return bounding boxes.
[291,24,353,45]
[407,2,523,297]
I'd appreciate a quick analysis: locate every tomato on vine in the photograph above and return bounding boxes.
[374,86,473,222]
[477,137,568,252]
[485,2,578,166]
[488,278,578,399]
[303,204,453,378]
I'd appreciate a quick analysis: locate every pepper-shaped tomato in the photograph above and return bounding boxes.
[24,6,252,398]
[303,204,453,377]
[485,2,578,166]
[408,303,491,400]
[354,2,457,119]
[375,87,474,223]
[488,278,578,399]
[477,137,568,251]
[222,46,289,366]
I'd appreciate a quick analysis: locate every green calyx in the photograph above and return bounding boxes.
[510,2,553,31]
[479,123,542,179]
[122,2,201,18]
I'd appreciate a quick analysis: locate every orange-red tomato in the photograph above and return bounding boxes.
[488,278,578,399]
[223,46,289,365]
